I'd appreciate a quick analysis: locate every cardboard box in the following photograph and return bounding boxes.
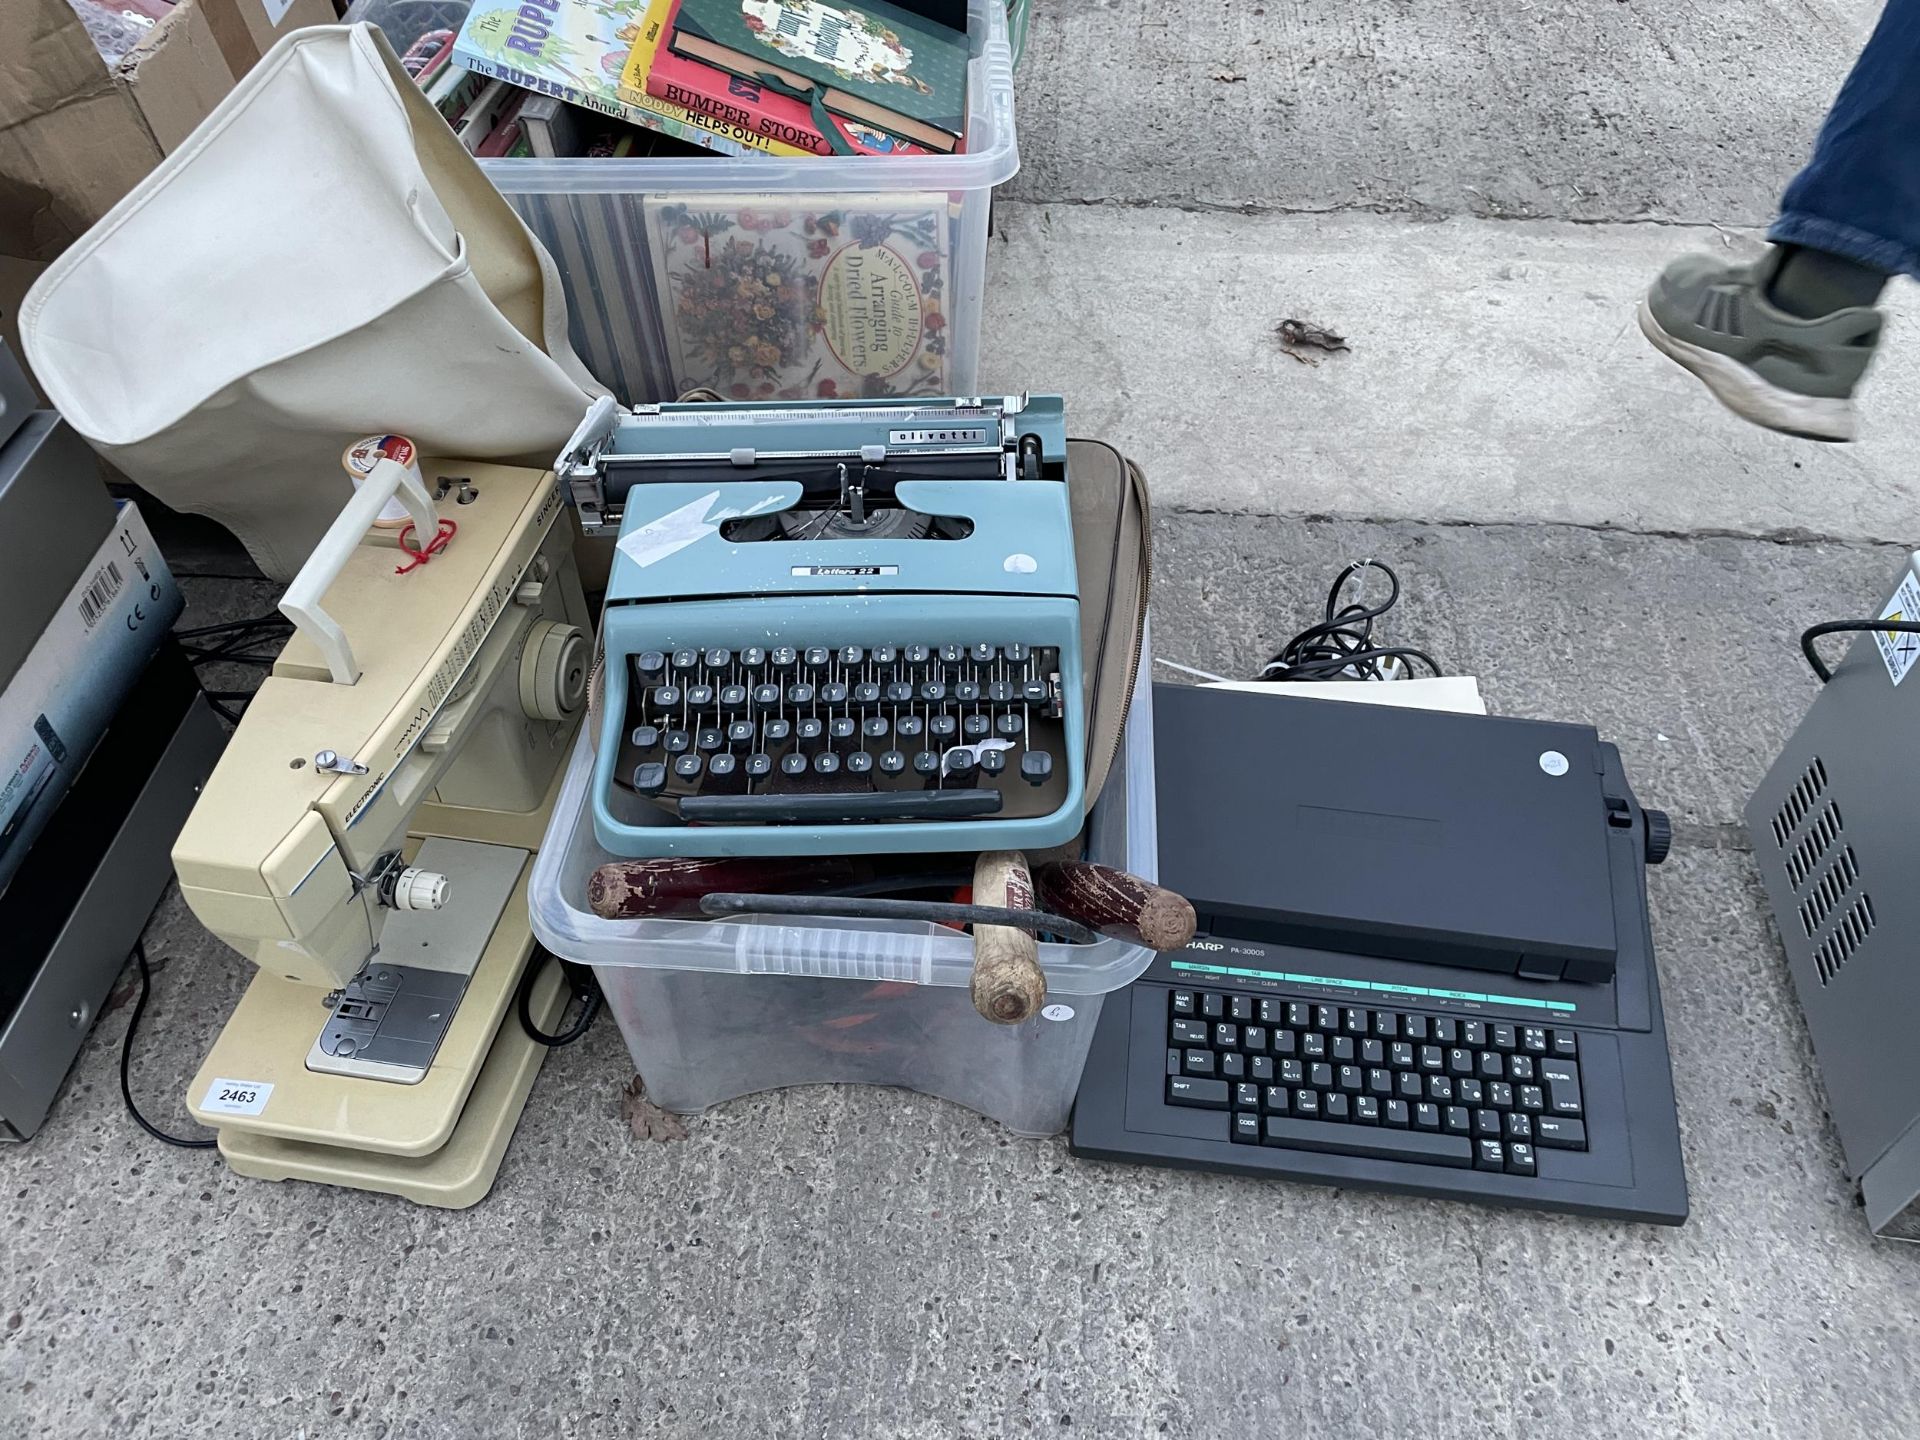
[201,0,338,80]
[0,0,335,265]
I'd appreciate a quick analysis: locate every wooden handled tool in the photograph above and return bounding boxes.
[970,850,1047,1025]
[588,856,1196,953]
[587,855,862,919]
[1033,861,1196,951]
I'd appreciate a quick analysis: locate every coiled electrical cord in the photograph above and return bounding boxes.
[1259,559,1442,682]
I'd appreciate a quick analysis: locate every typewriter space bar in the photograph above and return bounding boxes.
[677,789,1005,824]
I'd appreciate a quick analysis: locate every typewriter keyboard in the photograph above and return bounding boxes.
[1165,990,1591,1176]
[616,642,1071,824]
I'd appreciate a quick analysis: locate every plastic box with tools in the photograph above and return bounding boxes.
[528,668,1158,1136]
[343,0,1019,405]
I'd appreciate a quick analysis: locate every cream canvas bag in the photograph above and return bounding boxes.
[21,23,607,581]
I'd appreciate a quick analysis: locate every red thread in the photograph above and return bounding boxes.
[394,518,457,574]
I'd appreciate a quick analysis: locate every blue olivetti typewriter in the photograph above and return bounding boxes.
[561,394,1085,858]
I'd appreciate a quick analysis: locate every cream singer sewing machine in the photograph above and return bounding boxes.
[172,454,591,1206]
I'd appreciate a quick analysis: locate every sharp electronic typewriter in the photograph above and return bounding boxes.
[560,394,1086,858]
[1072,684,1689,1225]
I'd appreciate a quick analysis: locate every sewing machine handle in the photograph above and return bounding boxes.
[279,457,438,685]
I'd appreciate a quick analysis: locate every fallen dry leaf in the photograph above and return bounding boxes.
[1212,70,1246,83]
[623,1074,689,1142]
[1276,318,1352,364]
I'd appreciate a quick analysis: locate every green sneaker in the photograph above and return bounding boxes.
[1638,247,1883,442]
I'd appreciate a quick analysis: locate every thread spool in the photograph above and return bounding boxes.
[343,434,423,529]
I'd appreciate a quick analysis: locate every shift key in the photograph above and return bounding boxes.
[1167,1076,1230,1110]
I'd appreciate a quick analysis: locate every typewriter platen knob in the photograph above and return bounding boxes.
[1643,808,1672,866]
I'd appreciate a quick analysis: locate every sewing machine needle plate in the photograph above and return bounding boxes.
[306,838,528,1085]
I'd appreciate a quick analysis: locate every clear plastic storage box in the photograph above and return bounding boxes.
[529,669,1158,1136]
[345,0,1019,404]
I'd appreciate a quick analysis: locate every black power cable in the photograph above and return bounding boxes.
[120,943,217,1150]
[516,947,602,1047]
[1259,559,1443,682]
[1801,619,1920,684]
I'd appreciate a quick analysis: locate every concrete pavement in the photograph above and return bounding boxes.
[9,0,1920,1435]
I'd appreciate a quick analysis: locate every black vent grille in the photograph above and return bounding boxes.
[1770,757,1827,849]
[1813,894,1876,986]
[1771,755,1874,986]
[1784,801,1843,889]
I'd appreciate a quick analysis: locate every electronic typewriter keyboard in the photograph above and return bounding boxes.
[1166,989,1589,1177]
[569,395,1087,858]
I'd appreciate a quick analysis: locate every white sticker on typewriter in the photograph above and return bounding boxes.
[201,1078,274,1116]
[1041,1004,1075,1023]
[1004,553,1038,574]
[616,490,788,569]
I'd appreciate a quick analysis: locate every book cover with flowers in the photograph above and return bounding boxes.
[644,196,953,400]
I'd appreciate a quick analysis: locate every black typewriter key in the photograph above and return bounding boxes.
[979,747,1007,775]
[872,645,897,665]
[1463,1021,1486,1048]
[1550,1030,1579,1059]
[1504,1111,1532,1142]
[1309,1061,1334,1090]
[947,751,976,778]
[708,753,737,779]
[804,646,830,667]
[1474,1109,1501,1139]
[851,681,881,704]
[895,715,923,740]
[970,642,996,663]
[1508,1055,1535,1083]
[1022,680,1050,703]
[1323,1093,1351,1122]
[1521,1027,1549,1054]
[788,683,815,705]
[954,680,980,701]
[771,646,797,668]
[1428,1076,1454,1103]
[1354,1096,1381,1125]
[846,751,874,775]
[754,683,781,707]
[1519,1085,1546,1113]
[696,728,724,752]
[780,753,808,777]
[1361,1039,1385,1066]
[796,717,825,744]
[1491,1024,1517,1052]
[663,729,691,754]
[1444,1106,1472,1135]
[1457,1078,1482,1106]
[1505,1142,1537,1177]
[1020,750,1053,786]
[727,720,755,745]
[995,712,1024,736]
[913,750,941,775]
[720,684,747,707]
[1475,1139,1506,1172]
[963,713,991,739]
[745,753,773,779]
[1397,1071,1422,1100]
[906,644,931,664]
[830,716,857,740]
[928,715,958,740]
[878,750,907,775]
[1414,1102,1441,1130]
[1447,1047,1474,1076]
[1220,1053,1246,1081]
[1372,1011,1400,1039]
[987,680,1015,703]
[919,680,947,702]
[685,684,714,707]
[671,649,699,671]
[630,724,661,749]
[839,645,864,666]
[632,762,667,795]
[1293,1090,1321,1119]
[763,718,792,744]
[862,716,890,739]
[651,685,681,709]
[704,647,732,669]
[1005,643,1028,663]
[1331,1035,1355,1063]
[673,753,704,781]
[740,646,766,667]
[1432,1017,1458,1044]
[813,752,841,775]
[1478,1052,1505,1081]
[820,682,848,705]
[1385,1099,1410,1128]
[1403,1015,1429,1041]
[886,681,915,703]
[634,650,666,678]
[940,643,964,663]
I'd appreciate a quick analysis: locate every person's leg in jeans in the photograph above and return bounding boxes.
[1640,0,1919,441]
